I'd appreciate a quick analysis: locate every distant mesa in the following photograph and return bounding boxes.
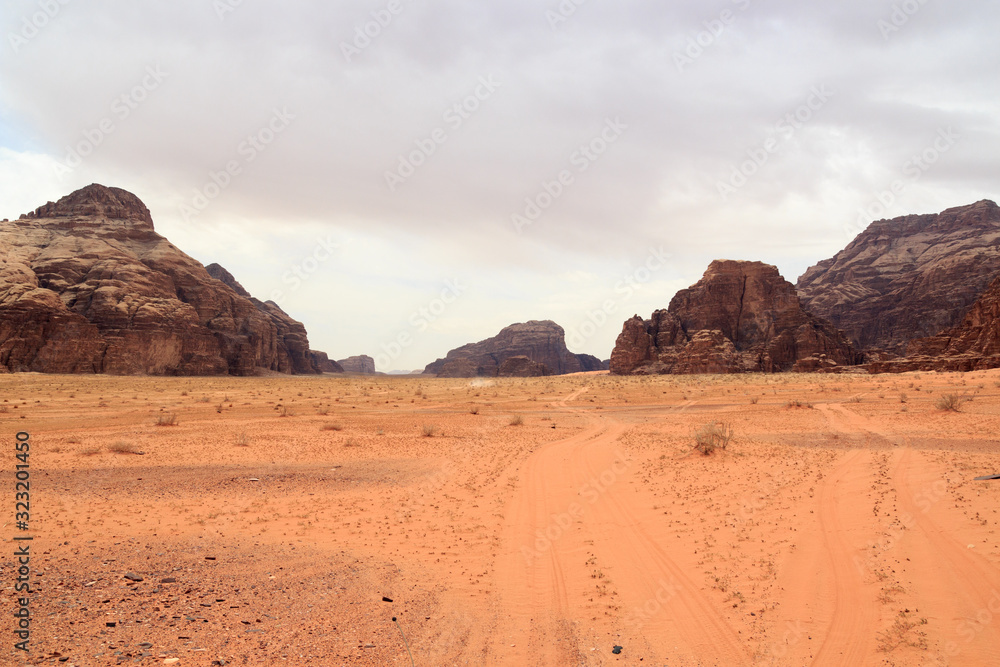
[338,355,377,375]
[867,272,1000,373]
[610,260,858,375]
[0,184,336,376]
[798,200,1000,356]
[423,320,605,378]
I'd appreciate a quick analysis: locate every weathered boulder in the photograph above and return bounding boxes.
[610,260,858,375]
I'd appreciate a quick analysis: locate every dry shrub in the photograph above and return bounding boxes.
[421,424,438,437]
[155,413,177,426]
[693,421,733,456]
[509,414,524,426]
[109,441,141,455]
[935,394,962,412]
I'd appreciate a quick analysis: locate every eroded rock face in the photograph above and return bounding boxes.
[0,184,322,375]
[423,320,601,377]
[310,350,345,374]
[497,355,550,377]
[797,200,1000,355]
[610,260,857,375]
[866,273,1000,373]
[337,355,376,374]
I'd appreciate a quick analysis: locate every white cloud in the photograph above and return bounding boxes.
[2,0,999,370]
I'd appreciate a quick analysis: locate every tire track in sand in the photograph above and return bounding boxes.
[575,419,749,665]
[490,392,747,665]
[892,447,1000,663]
[772,404,879,665]
[811,447,878,665]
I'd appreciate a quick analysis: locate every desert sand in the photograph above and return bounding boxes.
[2,370,999,666]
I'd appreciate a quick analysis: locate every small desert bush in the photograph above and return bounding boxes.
[235,431,250,447]
[109,441,141,455]
[421,424,438,437]
[321,422,343,431]
[935,394,962,412]
[849,395,863,403]
[343,437,360,448]
[749,396,759,405]
[278,405,295,417]
[79,446,102,457]
[785,399,813,409]
[155,413,178,426]
[469,405,480,415]
[693,421,733,456]
[196,396,211,403]
[509,414,524,426]
[899,393,908,404]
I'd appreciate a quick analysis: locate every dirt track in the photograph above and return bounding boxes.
[2,370,999,665]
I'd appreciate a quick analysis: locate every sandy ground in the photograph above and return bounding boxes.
[1,369,999,666]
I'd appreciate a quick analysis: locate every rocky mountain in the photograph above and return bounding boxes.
[797,200,1000,355]
[610,260,858,375]
[338,355,376,374]
[423,320,604,377]
[867,273,1000,373]
[0,184,331,376]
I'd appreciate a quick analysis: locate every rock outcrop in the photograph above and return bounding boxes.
[423,320,603,377]
[337,355,376,374]
[0,184,325,375]
[310,350,345,374]
[866,273,1000,373]
[497,355,550,377]
[797,200,1000,355]
[610,260,858,375]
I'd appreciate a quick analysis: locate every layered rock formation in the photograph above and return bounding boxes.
[867,273,1000,372]
[337,355,376,374]
[0,184,328,375]
[797,200,1000,355]
[497,355,550,377]
[310,350,345,374]
[423,320,604,377]
[610,260,858,375]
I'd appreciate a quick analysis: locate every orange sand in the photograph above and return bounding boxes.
[2,370,999,666]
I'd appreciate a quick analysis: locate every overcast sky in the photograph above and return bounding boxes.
[2,0,999,371]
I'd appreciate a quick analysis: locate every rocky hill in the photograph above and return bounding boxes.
[797,200,1000,355]
[610,260,857,375]
[0,184,333,376]
[338,355,376,374]
[867,273,1000,373]
[423,320,604,377]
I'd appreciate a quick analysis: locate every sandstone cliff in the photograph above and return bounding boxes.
[866,273,1000,373]
[610,260,857,375]
[797,200,1000,355]
[423,320,604,377]
[338,355,377,374]
[0,184,324,375]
